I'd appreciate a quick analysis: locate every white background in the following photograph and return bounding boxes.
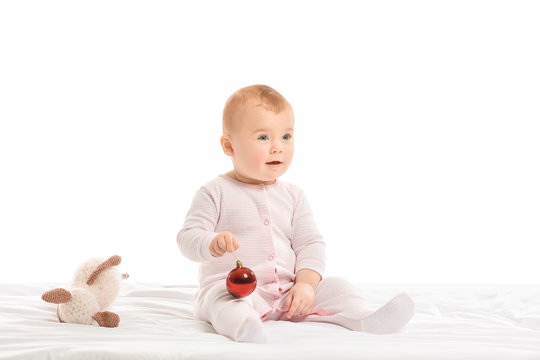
[1,1,538,284]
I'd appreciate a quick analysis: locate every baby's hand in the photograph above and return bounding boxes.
[209,231,239,257]
[285,282,315,318]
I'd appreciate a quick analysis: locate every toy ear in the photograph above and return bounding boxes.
[42,288,72,304]
[86,255,122,285]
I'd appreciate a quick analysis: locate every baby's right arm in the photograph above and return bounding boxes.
[177,187,221,262]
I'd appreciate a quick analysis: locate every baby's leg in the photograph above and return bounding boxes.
[300,277,415,334]
[195,283,268,343]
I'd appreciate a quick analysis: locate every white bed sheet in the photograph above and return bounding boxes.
[1,282,539,360]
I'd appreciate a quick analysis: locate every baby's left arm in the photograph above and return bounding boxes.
[287,188,326,318]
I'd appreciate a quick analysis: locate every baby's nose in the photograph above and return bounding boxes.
[270,143,282,153]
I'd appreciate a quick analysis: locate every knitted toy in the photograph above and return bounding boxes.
[41,255,129,327]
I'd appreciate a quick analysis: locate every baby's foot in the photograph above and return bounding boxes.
[236,317,269,343]
[361,292,415,334]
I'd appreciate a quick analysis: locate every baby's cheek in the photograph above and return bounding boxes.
[253,149,266,167]
[286,147,294,163]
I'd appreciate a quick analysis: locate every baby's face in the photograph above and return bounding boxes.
[222,103,294,185]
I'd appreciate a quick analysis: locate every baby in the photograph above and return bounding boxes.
[177,84,415,343]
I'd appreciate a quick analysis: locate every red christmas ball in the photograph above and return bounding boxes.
[226,260,257,298]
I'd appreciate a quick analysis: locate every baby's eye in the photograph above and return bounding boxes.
[258,135,269,141]
[282,133,292,140]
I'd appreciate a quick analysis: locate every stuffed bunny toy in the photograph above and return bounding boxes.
[42,255,128,327]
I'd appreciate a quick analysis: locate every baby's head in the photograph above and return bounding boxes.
[221,84,294,185]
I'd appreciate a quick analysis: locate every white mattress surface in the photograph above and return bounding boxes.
[1,282,539,359]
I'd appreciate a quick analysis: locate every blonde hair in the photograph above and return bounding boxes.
[222,84,292,134]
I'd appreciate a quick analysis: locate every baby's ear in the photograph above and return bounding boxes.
[42,288,71,304]
[220,135,234,156]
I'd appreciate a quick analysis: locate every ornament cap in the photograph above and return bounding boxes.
[235,260,243,268]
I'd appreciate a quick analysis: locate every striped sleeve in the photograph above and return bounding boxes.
[290,189,326,277]
[176,187,220,262]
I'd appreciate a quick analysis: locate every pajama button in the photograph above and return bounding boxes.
[268,254,274,261]
[278,288,283,292]
[274,295,280,300]
[258,187,264,192]
[264,219,270,225]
